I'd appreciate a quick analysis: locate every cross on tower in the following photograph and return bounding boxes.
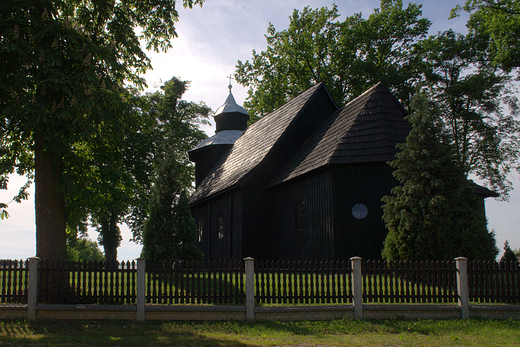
[227,74,234,94]
[227,74,234,85]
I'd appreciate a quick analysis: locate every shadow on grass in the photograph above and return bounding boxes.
[1,317,519,346]
[0,320,250,346]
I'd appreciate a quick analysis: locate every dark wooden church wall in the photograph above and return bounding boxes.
[266,169,334,261]
[191,204,210,258]
[240,185,272,260]
[331,162,397,260]
[191,190,243,260]
[238,88,338,261]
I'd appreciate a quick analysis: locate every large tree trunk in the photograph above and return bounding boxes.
[34,133,67,262]
[101,211,120,269]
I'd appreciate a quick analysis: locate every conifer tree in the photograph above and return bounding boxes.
[139,77,207,263]
[141,157,203,262]
[500,240,518,263]
[382,93,498,260]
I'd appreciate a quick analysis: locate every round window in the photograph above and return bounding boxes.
[352,203,368,219]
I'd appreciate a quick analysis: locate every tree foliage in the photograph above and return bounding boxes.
[235,0,519,200]
[66,229,105,262]
[235,0,430,119]
[0,0,203,261]
[453,0,520,71]
[500,240,518,262]
[62,88,155,266]
[128,77,210,245]
[141,166,203,263]
[416,30,520,199]
[382,93,498,261]
[139,77,208,262]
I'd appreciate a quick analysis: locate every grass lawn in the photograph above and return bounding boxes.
[0,318,519,346]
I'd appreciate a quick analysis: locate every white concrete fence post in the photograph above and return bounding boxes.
[350,256,363,319]
[244,257,255,321]
[136,257,146,321]
[455,257,469,319]
[27,256,40,321]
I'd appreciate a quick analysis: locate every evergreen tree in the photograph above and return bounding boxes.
[141,157,203,262]
[382,93,498,260]
[139,77,208,263]
[500,240,518,262]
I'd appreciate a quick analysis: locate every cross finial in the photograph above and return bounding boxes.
[227,74,234,93]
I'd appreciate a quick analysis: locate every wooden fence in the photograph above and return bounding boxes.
[0,259,28,304]
[468,260,520,304]
[255,260,352,305]
[1,258,519,307]
[362,260,457,304]
[37,260,137,305]
[146,260,244,305]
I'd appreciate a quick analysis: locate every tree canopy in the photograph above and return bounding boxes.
[416,29,520,198]
[500,240,518,262]
[235,0,520,200]
[140,77,209,262]
[235,0,430,120]
[0,0,204,261]
[453,0,520,71]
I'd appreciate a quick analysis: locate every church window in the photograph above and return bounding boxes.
[217,214,224,239]
[352,203,368,219]
[197,220,203,242]
[295,201,306,232]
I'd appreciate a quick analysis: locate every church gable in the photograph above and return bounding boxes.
[269,82,410,186]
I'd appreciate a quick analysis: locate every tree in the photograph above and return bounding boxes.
[500,240,518,262]
[0,0,204,261]
[416,30,520,199]
[235,0,430,119]
[66,229,105,262]
[62,88,156,266]
[382,93,498,261]
[141,164,203,262]
[453,0,520,71]
[128,77,210,245]
[139,77,208,262]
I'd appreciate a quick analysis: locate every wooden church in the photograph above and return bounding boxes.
[188,82,496,261]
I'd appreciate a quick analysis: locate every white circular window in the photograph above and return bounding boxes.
[352,203,368,219]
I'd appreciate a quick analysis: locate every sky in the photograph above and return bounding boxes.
[1,0,519,261]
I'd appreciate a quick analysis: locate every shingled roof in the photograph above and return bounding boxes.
[269,82,410,186]
[190,83,326,204]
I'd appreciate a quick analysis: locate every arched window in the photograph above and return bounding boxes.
[295,201,305,232]
[217,214,224,239]
[197,220,203,243]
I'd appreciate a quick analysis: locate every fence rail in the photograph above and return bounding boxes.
[1,258,519,307]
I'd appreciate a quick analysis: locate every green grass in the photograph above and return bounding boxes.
[0,318,519,346]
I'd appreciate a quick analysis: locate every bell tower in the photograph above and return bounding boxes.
[189,81,250,187]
